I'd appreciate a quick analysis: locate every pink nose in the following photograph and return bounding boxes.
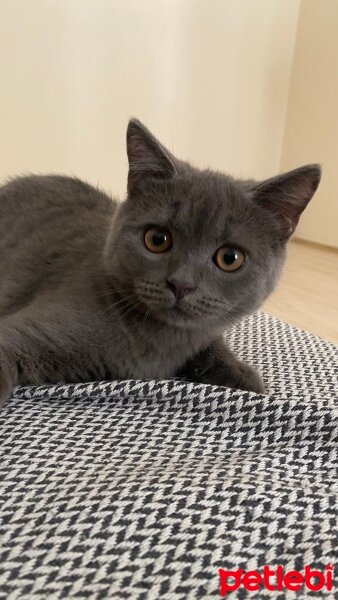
[167,278,195,300]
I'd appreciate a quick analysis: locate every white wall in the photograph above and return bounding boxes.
[0,0,300,198]
[281,0,338,248]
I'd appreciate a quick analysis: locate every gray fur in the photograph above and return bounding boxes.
[0,119,321,403]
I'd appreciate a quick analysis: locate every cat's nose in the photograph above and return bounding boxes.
[166,278,195,300]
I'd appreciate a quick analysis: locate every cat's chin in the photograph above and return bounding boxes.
[152,304,202,329]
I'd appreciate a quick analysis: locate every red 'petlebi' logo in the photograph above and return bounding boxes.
[219,565,334,596]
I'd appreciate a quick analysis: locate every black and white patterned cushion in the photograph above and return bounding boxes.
[0,312,337,599]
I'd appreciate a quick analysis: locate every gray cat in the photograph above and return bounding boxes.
[0,119,321,404]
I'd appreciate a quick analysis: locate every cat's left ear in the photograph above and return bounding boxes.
[127,119,177,194]
[251,164,321,238]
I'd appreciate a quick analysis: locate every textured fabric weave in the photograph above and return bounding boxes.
[0,312,337,599]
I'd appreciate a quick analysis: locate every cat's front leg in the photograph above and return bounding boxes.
[178,337,266,394]
[0,346,18,406]
[0,308,80,406]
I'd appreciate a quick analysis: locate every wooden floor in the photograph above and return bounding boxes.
[263,240,338,345]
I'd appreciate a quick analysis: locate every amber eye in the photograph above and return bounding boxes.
[144,227,172,253]
[214,246,245,272]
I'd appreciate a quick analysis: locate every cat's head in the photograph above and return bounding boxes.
[105,119,321,332]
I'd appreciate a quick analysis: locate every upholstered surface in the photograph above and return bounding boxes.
[0,313,337,599]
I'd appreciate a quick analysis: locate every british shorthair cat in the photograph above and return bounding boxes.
[0,119,321,403]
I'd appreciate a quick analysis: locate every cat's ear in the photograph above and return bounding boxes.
[126,119,177,193]
[251,164,321,238]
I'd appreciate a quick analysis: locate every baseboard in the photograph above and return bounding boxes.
[292,237,338,253]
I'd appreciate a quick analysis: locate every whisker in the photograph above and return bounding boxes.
[104,294,138,309]
[95,286,134,299]
[112,299,146,329]
[99,296,138,319]
[143,307,151,327]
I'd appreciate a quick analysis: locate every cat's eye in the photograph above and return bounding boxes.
[214,246,245,272]
[144,227,172,253]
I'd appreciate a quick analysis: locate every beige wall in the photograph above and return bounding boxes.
[0,0,300,198]
[281,0,338,248]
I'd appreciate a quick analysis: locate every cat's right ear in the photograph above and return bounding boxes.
[127,119,177,194]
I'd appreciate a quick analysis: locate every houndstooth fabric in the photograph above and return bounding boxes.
[0,312,337,599]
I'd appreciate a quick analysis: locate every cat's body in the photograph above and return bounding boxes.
[0,119,321,403]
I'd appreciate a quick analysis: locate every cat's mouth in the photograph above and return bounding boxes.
[134,283,203,327]
[151,299,202,327]
[171,302,193,316]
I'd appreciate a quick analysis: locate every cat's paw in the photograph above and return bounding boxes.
[230,361,266,394]
[194,360,266,394]
[179,341,267,394]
